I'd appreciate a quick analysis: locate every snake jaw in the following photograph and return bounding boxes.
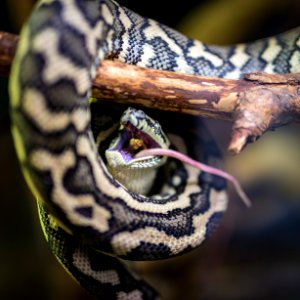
[104,108,171,194]
[105,121,165,167]
[105,108,170,168]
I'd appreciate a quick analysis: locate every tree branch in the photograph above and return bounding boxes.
[1,31,299,154]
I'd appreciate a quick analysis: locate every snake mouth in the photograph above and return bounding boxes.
[111,121,162,163]
[104,108,171,195]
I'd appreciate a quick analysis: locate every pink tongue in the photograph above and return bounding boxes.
[136,148,251,207]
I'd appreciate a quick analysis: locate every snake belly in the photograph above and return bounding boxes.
[9,0,300,299]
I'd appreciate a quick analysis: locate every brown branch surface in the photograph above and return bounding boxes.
[0,31,18,76]
[1,31,300,154]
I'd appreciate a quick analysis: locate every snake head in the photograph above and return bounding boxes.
[104,107,170,194]
[105,107,170,167]
[120,107,169,147]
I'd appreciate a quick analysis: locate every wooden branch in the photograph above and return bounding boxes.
[0,31,19,76]
[1,31,299,154]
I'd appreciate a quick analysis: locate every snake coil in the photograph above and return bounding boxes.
[9,0,300,298]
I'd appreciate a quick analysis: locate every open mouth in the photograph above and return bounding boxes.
[104,107,171,195]
[108,121,162,164]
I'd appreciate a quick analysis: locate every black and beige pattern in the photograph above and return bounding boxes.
[9,0,299,298]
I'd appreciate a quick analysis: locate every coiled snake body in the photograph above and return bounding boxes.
[9,0,300,299]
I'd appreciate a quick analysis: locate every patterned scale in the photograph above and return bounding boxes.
[9,0,300,298]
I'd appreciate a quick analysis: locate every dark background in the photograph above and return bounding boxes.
[1,0,300,299]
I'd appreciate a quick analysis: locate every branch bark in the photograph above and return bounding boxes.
[1,31,299,154]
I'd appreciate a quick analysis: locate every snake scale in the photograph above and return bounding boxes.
[9,0,299,299]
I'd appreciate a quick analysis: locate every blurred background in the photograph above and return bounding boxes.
[0,0,300,299]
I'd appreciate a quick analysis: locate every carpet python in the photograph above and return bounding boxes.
[9,0,300,299]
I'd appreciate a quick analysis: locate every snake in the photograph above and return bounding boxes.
[8,0,300,299]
